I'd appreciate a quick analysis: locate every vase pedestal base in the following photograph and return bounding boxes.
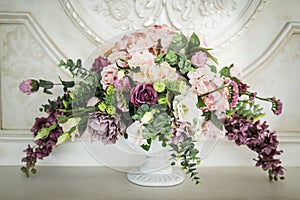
[127,166,185,187]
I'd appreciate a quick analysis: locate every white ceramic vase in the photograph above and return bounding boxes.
[127,140,185,187]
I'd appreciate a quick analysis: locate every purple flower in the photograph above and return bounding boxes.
[91,56,110,73]
[114,77,131,112]
[271,97,283,115]
[191,51,208,67]
[225,78,239,107]
[225,114,285,180]
[87,112,126,145]
[130,83,158,107]
[19,79,39,95]
[238,81,248,95]
[170,120,194,144]
[113,77,131,90]
[249,92,257,101]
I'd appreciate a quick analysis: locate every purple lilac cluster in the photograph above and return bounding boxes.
[225,114,284,181]
[21,98,64,177]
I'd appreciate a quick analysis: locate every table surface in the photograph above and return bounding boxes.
[0,166,299,200]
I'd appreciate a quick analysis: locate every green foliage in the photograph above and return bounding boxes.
[34,124,57,141]
[168,32,188,51]
[170,137,201,184]
[196,96,206,108]
[165,51,178,65]
[59,59,90,79]
[229,100,265,122]
[219,66,230,77]
[187,32,200,51]
[71,73,102,108]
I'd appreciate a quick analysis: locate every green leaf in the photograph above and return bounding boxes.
[67,59,74,67]
[209,111,223,130]
[34,124,56,141]
[219,67,230,77]
[76,59,82,67]
[78,117,88,135]
[187,32,200,51]
[56,133,70,145]
[141,144,150,151]
[43,88,53,95]
[60,79,75,88]
[34,128,50,141]
[58,60,66,67]
[208,64,217,73]
[57,115,69,124]
[39,79,54,89]
[197,97,206,108]
[68,126,77,133]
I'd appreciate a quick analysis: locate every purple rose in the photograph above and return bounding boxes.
[92,56,110,73]
[130,83,158,107]
[19,79,39,95]
[87,112,126,145]
[191,51,208,67]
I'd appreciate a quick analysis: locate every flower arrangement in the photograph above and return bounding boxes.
[19,25,284,184]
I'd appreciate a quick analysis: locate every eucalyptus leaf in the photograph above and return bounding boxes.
[39,79,54,89]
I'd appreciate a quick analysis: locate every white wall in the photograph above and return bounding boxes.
[0,0,299,168]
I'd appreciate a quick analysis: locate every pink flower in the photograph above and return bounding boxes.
[19,79,39,95]
[225,78,239,107]
[191,51,208,67]
[100,64,118,89]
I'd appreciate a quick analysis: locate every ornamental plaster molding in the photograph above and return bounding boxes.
[60,0,266,52]
[243,21,300,78]
[0,12,67,139]
[0,12,66,64]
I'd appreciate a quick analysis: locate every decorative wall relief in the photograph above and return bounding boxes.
[0,13,67,135]
[61,0,265,51]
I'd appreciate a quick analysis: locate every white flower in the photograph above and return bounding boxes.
[173,89,203,124]
[86,97,100,107]
[140,111,154,124]
[126,121,145,146]
[60,118,80,142]
[131,62,178,83]
[127,50,155,68]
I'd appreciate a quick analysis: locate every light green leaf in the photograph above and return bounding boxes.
[57,115,69,124]
[56,133,71,145]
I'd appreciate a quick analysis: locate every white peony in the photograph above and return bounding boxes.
[173,89,203,125]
